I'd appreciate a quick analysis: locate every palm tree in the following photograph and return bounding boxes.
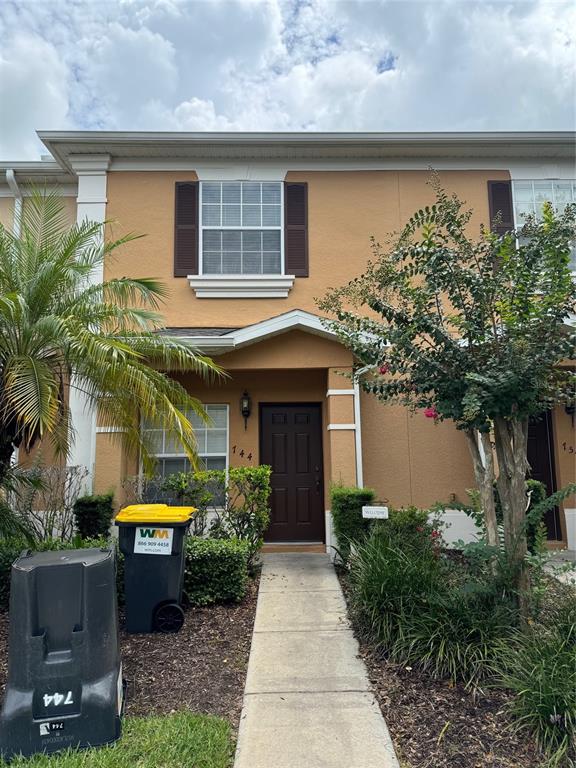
[0,189,223,492]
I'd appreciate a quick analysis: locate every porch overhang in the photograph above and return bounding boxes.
[163,310,339,355]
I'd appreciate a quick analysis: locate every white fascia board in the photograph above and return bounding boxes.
[168,335,236,355]
[170,309,340,353]
[230,309,339,348]
[37,131,576,171]
[37,130,576,146]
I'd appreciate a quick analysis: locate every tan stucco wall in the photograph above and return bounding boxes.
[360,392,476,509]
[94,435,128,507]
[220,330,353,370]
[0,198,14,228]
[328,396,355,424]
[104,169,510,329]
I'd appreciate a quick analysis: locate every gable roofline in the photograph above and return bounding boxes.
[36,130,576,172]
[165,309,338,354]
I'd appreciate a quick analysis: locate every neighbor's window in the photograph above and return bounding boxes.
[200,182,282,275]
[512,180,576,270]
[143,404,228,478]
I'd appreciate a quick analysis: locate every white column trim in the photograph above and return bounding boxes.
[67,158,109,492]
[353,381,364,488]
[327,423,356,431]
[326,389,354,396]
[6,170,22,238]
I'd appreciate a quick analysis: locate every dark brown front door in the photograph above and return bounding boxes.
[260,404,325,542]
[527,412,561,540]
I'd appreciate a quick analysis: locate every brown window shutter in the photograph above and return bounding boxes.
[487,180,514,235]
[174,182,198,276]
[284,182,308,277]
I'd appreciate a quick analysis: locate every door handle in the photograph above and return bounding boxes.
[315,477,321,492]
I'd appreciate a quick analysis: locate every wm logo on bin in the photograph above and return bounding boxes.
[139,528,169,539]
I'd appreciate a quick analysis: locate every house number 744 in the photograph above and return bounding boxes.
[232,446,253,461]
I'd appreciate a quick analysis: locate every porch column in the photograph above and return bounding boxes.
[326,367,362,487]
[67,155,110,493]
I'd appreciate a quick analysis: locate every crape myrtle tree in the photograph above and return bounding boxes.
[319,178,576,602]
[0,190,223,507]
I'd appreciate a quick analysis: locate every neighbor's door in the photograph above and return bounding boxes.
[527,412,561,540]
[260,404,325,542]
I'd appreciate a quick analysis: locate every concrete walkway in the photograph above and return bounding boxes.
[234,554,400,768]
[545,549,576,586]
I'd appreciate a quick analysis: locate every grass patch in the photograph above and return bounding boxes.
[2,712,233,768]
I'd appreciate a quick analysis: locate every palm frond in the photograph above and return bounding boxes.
[0,189,223,484]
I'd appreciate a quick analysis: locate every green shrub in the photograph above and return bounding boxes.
[209,465,271,571]
[0,536,110,611]
[145,466,271,568]
[159,470,224,535]
[184,537,249,606]
[348,523,446,645]
[73,493,114,539]
[375,506,433,544]
[330,485,375,561]
[494,620,576,765]
[348,525,517,689]
[0,500,34,542]
[388,584,516,689]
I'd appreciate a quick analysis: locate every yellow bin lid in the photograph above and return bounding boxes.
[116,504,195,524]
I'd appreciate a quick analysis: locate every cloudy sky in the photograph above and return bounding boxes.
[0,0,574,160]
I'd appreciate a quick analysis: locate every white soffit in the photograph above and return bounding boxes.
[36,131,576,173]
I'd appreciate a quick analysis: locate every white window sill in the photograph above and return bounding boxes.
[188,274,295,298]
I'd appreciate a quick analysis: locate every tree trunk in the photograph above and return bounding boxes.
[493,416,530,615]
[464,428,498,547]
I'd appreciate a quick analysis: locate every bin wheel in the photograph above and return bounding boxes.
[153,603,185,633]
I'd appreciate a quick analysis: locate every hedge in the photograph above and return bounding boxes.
[184,537,249,606]
[73,493,114,539]
[330,485,376,562]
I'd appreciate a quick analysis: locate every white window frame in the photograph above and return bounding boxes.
[142,404,230,478]
[198,181,285,276]
[511,179,576,274]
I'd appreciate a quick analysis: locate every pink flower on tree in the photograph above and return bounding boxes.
[379,364,389,375]
[424,406,439,419]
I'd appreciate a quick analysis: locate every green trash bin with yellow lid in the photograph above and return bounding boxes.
[115,504,195,634]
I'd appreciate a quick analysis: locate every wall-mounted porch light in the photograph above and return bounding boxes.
[240,391,252,431]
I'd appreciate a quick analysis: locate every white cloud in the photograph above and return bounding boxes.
[0,0,574,159]
[0,32,70,159]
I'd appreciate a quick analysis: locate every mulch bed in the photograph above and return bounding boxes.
[0,574,259,732]
[337,570,545,768]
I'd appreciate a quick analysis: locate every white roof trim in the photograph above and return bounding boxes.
[172,310,338,354]
[35,131,576,172]
[232,309,336,347]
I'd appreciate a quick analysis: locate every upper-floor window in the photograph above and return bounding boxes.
[512,180,576,270]
[200,182,283,275]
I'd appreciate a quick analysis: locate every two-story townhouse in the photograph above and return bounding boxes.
[1,131,575,551]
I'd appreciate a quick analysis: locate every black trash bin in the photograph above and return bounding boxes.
[115,504,194,634]
[0,547,123,761]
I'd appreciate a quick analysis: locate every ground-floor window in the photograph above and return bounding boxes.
[142,404,229,478]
